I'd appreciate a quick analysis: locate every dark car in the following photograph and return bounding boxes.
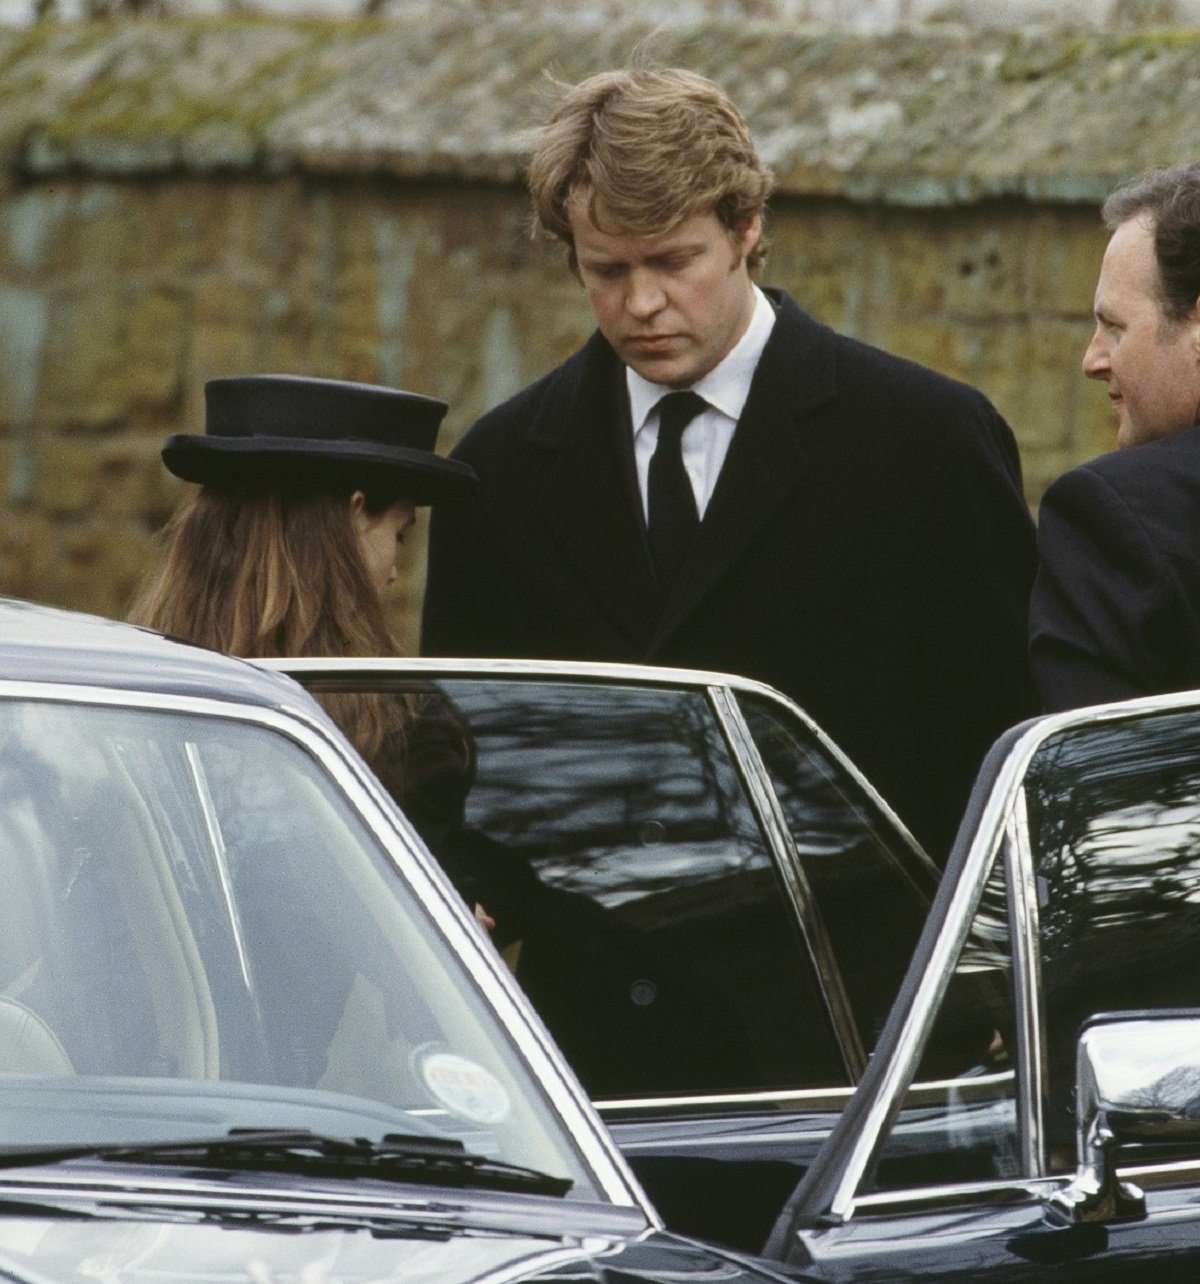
[0,599,805,1284]
[273,659,1200,1278]
[268,657,940,1253]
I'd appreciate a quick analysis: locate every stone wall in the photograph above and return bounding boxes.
[0,17,1176,644]
[0,176,1110,646]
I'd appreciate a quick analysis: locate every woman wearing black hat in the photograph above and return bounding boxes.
[132,373,474,656]
[131,375,485,907]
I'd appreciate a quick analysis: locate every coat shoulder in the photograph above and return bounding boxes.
[769,290,1003,433]
[835,329,997,421]
[1071,424,1200,490]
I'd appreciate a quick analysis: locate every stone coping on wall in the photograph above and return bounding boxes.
[0,17,1197,205]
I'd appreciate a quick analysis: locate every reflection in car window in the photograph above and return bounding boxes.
[0,695,596,1198]
[738,691,935,1054]
[867,849,1019,1193]
[391,679,847,1099]
[1025,710,1200,1167]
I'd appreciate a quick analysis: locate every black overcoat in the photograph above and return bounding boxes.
[1030,424,1200,712]
[423,290,1037,861]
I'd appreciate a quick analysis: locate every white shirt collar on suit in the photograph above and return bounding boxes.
[627,285,776,520]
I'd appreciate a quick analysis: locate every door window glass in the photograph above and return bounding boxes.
[369,678,849,1100]
[0,695,596,1193]
[737,691,936,1053]
[1024,709,1200,1168]
[862,703,1200,1200]
[867,848,1019,1191]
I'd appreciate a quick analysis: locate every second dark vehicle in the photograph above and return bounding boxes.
[274,657,1200,1278]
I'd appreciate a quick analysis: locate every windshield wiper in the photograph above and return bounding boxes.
[0,1129,573,1198]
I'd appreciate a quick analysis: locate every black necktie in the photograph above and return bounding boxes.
[648,391,706,590]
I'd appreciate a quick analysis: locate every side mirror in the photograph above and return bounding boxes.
[1047,1009,1200,1226]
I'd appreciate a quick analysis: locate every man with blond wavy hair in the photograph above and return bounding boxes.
[423,66,1037,863]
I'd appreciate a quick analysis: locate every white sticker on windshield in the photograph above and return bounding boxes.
[418,1051,511,1124]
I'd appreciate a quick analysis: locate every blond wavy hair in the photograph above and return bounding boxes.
[527,66,775,273]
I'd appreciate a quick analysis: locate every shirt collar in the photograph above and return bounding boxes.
[628,285,776,434]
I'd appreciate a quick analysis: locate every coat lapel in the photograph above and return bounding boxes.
[530,334,661,649]
[648,293,839,654]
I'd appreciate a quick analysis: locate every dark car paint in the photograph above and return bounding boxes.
[608,1107,839,1254]
[768,711,1200,1278]
[0,599,809,1284]
[268,658,937,1256]
[272,658,1200,1277]
[21,600,1200,1279]
[781,1183,1200,1282]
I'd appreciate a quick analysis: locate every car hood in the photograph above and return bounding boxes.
[0,1216,796,1283]
[0,1173,800,1284]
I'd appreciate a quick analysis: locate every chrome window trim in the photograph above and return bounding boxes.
[260,655,933,874]
[709,684,865,1081]
[0,677,647,1216]
[184,740,254,994]
[597,1083,855,1114]
[1006,790,1046,1177]
[824,731,1030,1222]
[849,1174,1065,1217]
[827,1157,1200,1223]
[1130,1159,1200,1188]
[831,1155,1200,1224]
[822,687,1200,1226]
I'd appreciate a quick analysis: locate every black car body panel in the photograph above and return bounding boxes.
[0,599,806,1284]
[267,657,937,1252]
[767,695,1200,1278]
[273,658,1200,1277]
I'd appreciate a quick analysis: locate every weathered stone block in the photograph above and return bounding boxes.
[57,521,159,619]
[40,286,185,428]
[768,200,867,334]
[28,436,167,519]
[0,508,56,602]
[1027,212,1108,318]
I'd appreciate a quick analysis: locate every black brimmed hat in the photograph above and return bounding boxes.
[162,375,477,504]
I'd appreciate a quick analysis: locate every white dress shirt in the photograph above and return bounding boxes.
[628,285,776,522]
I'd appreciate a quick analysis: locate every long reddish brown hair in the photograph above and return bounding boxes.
[130,483,408,760]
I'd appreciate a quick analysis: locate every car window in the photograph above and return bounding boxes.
[0,693,598,1198]
[737,690,936,1055]
[857,703,1200,1201]
[368,678,849,1100]
[1022,708,1200,1168]
[865,846,1020,1193]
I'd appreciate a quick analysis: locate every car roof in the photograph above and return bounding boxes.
[0,597,311,717]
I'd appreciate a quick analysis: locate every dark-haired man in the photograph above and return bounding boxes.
[1031,161,1200,711]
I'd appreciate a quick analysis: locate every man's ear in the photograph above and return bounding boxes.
[742,213,763,255]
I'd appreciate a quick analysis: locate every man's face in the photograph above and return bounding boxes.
[567,193,761,389]
[1083,215,1200,448]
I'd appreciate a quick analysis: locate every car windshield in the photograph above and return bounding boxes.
[0,691,597,1199]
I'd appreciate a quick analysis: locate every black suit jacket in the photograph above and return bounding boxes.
[423,290,1037,861]
[1030,424,1200,712]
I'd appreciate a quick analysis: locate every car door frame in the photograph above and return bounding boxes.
[768,689,1200,1278]
[263,658,936,1112]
